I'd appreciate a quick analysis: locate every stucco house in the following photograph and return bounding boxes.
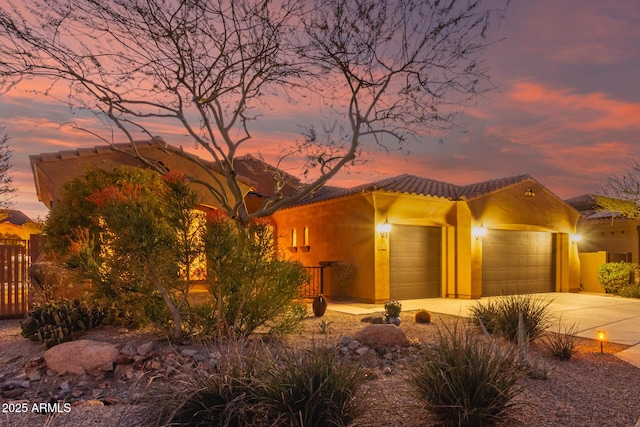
[29,139,254,211]
[565,194,640,293]
[30,142,582,303]
[269,174,581,303]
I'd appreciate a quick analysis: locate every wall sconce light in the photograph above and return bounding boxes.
[570,234,582,244]
[597,330,606,354]
[524,188,536,197]
[472,223,487,240]
[377,217,392,239]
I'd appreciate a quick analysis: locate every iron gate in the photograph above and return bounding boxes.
[0,239,30,319]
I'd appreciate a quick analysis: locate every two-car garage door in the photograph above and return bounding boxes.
[389,226,555,299]
[482,230,555,296]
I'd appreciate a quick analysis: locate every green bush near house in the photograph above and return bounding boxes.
[469,293,552,342]
[407,322,526,426]
[598,261,640,296]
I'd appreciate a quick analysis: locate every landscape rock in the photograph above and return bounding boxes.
[44,340,120,375]
[136,341,156,356]
[353,324,409,348]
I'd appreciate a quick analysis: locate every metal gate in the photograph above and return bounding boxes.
[0,239,30,319]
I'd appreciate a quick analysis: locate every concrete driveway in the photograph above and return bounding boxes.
[329,292,640,368]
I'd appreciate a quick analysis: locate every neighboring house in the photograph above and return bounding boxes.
[565,194,640,293]
[0,210,38,240]
[31,144,582,303]
[29,139,254,211]
[267,174,581,303]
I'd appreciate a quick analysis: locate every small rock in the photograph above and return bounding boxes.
[59,381,71,393]
[115,354,133,365]
[347,340,361,350]
[114,364,134,381]
[120,347,138,358]
[25,370,41,382]
[136,341,156,356]
[72,390,84,398]
[2,380,30,390]
[339,346,349,355]
[181,349,198,358]
[355,347,370,356]
[92,389,103,398]
[25,357,45,368]
[193,354,206,363]
[101,396,120,406]
[383,352,393,360]
[340,336,353,346]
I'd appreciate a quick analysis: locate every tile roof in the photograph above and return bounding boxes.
[286,173,536,207]
[0,210,32,226]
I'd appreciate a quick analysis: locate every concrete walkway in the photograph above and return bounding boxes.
[328,292,640,369]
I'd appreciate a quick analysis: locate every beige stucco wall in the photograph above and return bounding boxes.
[272,193,377,301]
[577,220,639,263]
[579,251,607,293]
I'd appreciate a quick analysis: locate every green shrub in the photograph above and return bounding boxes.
[258,344,367,427]
[20,299,105,349]
[407,322,526,426]
[469,293,552,342]
[204,216,309,338]
[598,261,639,294]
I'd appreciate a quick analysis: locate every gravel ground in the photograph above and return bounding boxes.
[1,308,640,427]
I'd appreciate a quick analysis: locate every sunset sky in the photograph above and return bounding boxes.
[2,0,640,220]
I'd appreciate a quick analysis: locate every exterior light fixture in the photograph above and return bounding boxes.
[597,330,606,354]
[524,188,536,197]
[472,223,487,240]
[570,234,582,244]
[377,217,392,239]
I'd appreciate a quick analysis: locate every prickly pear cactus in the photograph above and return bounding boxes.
[20,299,106,349]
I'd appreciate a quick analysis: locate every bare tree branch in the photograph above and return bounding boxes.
[0,0,508,223]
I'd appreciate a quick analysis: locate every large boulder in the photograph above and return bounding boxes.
[44,340,120,375]
[353,324,409,348]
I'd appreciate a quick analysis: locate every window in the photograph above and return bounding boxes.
[291,228,297,246]
[303,227,309,246]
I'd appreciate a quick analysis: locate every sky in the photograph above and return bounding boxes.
[2,0,640,220]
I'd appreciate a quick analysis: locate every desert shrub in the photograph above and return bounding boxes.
[540,320,580,360]
[28,262,76,303]
[258,344,367,427]
[469,293,552,342]
[204,215,309,338]
[20,299,105,349]
[407,322,526,426]
[144,341,366,427]
[145,339,261,427]
[598,261,639,294]
[414,309,432,324]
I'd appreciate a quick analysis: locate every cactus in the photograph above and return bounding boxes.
[20,299,106,349]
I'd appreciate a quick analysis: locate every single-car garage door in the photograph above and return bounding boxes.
[482,230,555,296]
[389,225,441,299]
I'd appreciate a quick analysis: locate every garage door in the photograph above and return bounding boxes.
[482,230,555,296]
[389,225,441,299]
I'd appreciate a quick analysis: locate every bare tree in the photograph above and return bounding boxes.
[597,160,640,218]
[0,0,507,223]
[0,128,16,209]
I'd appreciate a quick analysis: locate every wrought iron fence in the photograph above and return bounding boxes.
[298,266,324,299]
[0,239,30,319]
